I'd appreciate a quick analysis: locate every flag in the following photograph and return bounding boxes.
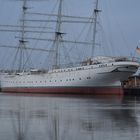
[136,46,140,53]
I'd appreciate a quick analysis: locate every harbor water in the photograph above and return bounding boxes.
[0,93,140,140]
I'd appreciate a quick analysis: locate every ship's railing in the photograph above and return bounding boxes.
[30,69,48,74]
[114,56,140,63]
[55,56,140,69]
[0,69,48,75]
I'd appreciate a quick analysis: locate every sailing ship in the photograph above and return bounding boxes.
[0,0,139,94]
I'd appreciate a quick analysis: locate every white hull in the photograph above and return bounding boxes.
[0,58,139,94]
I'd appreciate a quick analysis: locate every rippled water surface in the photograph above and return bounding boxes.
[0,93,140,140]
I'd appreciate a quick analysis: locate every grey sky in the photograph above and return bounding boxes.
[0,0,140,69]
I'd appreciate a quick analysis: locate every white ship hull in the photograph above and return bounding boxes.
[0,59,139,94]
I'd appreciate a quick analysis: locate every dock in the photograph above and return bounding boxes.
[123,75,140,95]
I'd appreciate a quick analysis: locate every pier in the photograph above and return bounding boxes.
[123,75,140,95]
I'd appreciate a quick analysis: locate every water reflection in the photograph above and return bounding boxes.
[0,93,140,140]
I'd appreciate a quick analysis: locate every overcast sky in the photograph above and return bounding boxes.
[0,0,140,69]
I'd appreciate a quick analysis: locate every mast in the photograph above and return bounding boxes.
[91,0,100,58]
[19,0,27,71]
[54,0,63,69]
